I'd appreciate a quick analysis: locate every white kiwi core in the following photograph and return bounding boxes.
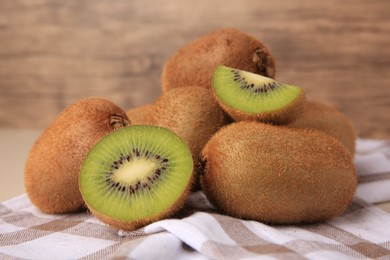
[113,158,158,184]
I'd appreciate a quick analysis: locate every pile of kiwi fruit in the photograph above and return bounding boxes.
[25,28,357,230]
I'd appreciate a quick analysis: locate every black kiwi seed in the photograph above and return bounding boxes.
[230,68,288,94]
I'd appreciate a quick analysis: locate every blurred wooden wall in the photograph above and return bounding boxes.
[0,0,389,138]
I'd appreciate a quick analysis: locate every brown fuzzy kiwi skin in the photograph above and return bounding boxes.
[150,86,228,161]
[126,103,155,125]
[215,90,306,125]
[200,121,357,224]
[149,86,229,191]
[161,28,276,92]
[86,172,194,231]
[288,100,356,155]
[24,97,130,214]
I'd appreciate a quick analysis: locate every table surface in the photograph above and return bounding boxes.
[1,128,389,215]
[0,0,389,139]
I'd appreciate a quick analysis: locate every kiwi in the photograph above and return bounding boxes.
[79,125,194,231]
[200,121,357,224]
[288,100,356,155]
[150,86,227,161]
[212,65,306,124]
[161,28,276,92]
[25,97,129,214]
[126,103,155,125]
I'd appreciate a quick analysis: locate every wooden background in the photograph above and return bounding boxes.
[0,0,389,139]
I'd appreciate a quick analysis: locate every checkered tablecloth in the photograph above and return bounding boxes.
[1,139,390,259]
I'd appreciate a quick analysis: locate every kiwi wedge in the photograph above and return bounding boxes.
[79,125,194,230]
[161,28,276,92]
[288,100,356,155]
[212,65,306,124]
[200,121,357,224]
[25,97,129,214]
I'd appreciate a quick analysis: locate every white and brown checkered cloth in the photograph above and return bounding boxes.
[1,139,390,259]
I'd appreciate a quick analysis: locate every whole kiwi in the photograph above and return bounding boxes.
[126,102,155,125]
[25,97,129,214]
[161,28,276,92]
[150,86,228,160]
[200,121,357,224]
[288,100,356,155]
[150,86,228,190]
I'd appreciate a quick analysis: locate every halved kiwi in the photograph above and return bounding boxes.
[79,125,194,230]
[212,65,306,124]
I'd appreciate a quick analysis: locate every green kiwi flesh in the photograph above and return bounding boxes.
[200,121,357,224]
[79,125,193,230]
[212,65,306,124]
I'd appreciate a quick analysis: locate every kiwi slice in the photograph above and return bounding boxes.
[212,65,306,124]
[79,125,194,230]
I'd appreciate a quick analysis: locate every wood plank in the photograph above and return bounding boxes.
[0,0,389,138]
